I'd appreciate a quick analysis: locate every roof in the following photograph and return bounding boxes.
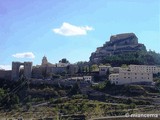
[109,73,119,75]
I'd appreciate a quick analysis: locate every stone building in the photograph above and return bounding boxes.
[99,65,110,76]
[90,33,146,63]
[41,56,48,66]
[12,62,32,80]
[32,65,43,79]
[32,57,78,79]
[0,70,11,80]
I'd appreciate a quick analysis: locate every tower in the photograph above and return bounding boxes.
[12,62,32,80]
[12,62,21,80]
[24,62,32,79]
[41,56,48,66]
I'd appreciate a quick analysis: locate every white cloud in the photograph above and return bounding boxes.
[53,22,94,36]
[12,52,35,59]
[0,65,11,70]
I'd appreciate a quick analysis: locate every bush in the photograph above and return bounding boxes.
[130,103,136,109]
[26,103,31,111]
[72,94,84,99]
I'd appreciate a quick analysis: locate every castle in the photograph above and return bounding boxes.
[0,56,78,80]
[90,33,146,63]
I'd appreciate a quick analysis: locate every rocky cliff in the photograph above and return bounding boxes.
[90,33,146,63]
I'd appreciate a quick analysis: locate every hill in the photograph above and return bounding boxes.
[89,33,160,66]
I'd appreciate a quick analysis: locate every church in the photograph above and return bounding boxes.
[31,56,78,79]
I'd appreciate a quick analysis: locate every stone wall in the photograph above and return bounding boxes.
[12,62,32,80]
[0,70,11,80]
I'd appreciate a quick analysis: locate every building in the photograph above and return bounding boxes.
[109,73,119,84]
[110,67,122,73]
[68,76,93,83]
[109,71,153,85]
[12,62,32,80]
[68,64,78,75]
[32,65,43,79]
[99,65,110,76]
[41,56,48,66]
[32,57,78,79]
[129,65,160,74]
[83,76,93,82]
[109,65,159,85]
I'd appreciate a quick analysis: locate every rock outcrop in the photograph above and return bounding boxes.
[90,33,146,63]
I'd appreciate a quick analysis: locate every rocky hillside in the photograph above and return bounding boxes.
[90,33,146,64]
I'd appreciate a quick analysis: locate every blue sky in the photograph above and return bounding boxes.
[0,0,159,70]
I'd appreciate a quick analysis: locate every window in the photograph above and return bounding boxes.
[101,69,105,71]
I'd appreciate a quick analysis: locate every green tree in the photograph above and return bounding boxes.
[91,64,99,71]
[69,83,81,95]
[0,88,5,104]
[26,103,31,111]
[121,64,128,68]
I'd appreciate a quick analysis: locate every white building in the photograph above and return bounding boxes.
[109,65,160,85]
[129,65,160,74]
[68,76,93,83]
[109,73,119,85]
[83,76,93,82]
[109,71,153,85]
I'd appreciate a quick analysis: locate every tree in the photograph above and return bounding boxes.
[101,50,160,66]
[0,88,5,104]
[121,64,128,68]
[4,93,20,109]
[91,64,99,71]
[26,103,31,111]
[59,58,69,63]
[69,83,81,95]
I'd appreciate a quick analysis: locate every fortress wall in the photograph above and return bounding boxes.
[0,70,11,80]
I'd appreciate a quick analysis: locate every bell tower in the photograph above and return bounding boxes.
[41,56,48,66]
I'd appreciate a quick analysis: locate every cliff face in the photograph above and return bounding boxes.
[90,33,146,63]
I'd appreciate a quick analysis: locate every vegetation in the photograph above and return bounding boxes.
[101,50,160,66]
[0,70,160,119]
[92,80,159,96]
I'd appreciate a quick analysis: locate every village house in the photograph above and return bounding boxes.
[109,65,160,85]
[99,65,110,76]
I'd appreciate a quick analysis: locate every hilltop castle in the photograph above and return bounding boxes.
[90,33,146,63]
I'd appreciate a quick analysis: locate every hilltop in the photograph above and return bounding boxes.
[90,33,160,66]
